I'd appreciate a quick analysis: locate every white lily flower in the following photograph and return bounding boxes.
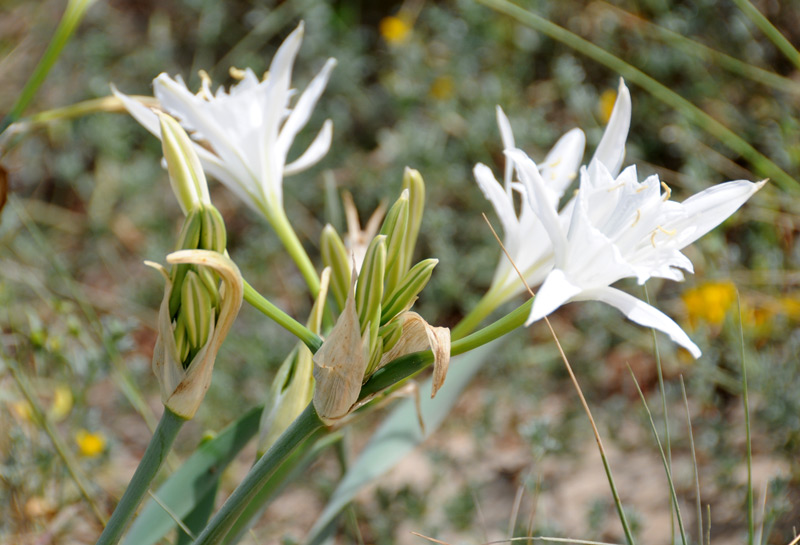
[473,80,631,301]
[510,147,766,358]
[112,22,336,221]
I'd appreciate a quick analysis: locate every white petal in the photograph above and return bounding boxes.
[284,119,334,176]
[590,78,631,178]
[670,179,766,248]
[473,163,518,237]
[155,74,259,197]
[112,84,161,137]
[540,127,585,198]
[277,57,337,161]
[507,149,568,265]
[581,286,701,358]
[496,106,516,191]
[526,269,582,325]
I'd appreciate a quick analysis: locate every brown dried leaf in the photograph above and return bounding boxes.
[312,274,369,424]
[378,311,451,398]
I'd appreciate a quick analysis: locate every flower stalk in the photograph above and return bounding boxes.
[95,409,184,545]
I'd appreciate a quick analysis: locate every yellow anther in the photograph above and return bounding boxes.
[607,182,625,192]
[262,70,270,82]
[631,209,642,227]
[661,181,672,201]
[229,66,246,80]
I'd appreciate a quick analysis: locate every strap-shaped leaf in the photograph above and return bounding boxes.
[304,341,496,545]
[121,406,262,545]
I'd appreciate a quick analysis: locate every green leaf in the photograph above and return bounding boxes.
[121,406,262,545]
[303,341,496,545]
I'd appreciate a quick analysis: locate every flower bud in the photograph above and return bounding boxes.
[400,167,425,274]
[159,113,210,214]
[380,189,410,295]
[321,224,351,311]
[381,258,438,324]
[148,250,243,419]
[355,235,386,334]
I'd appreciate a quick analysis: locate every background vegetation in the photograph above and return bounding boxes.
[1,0,799,543]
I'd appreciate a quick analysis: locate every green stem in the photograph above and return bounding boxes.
[265,205,321,297]
[191,404,325,544]
[451,284,504,340]
[0,0,96,135]
[474,0,798,193]
[361,298,533,398]
[96,409,185,545]
[191,299,533,543]
[730,0,800,72]
[243,279,323,352]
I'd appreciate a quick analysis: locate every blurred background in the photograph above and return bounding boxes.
[1,0,799,543]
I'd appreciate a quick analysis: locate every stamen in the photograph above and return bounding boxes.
[197,70,213,100]
[657,225,677,236]
[650,225,677,247]
[631,209,642,227]
[262,70,270,82]
[661,181,672,201]
[229,66,246,80]
[607,182,625,192]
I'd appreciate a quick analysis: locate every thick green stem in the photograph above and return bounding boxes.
[266,205,321,297]
[451,285,504,341]
[96,409,185,545]
[243,279,323,352]
[361,298,533,398]
[191,404,325,544]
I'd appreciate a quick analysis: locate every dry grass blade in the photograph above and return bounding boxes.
[736,289,755,545]
[482,213,635,545]
[411,533,627,545]
[680,376,703,545]
[146,490,195,540]
[627,364,687,545]
[785,532,800,545]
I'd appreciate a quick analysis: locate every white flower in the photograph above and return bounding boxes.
[112,22,336,220]
[473,79,631,301]
[510,147,766,358]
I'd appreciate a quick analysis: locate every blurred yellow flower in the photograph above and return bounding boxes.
[430,75,454,100]
[48,385,73,422]
[380,15,411,45]
[76,429,106,458]
[682,281,737,327]
[598,88,618,124]
[12,400,33,422]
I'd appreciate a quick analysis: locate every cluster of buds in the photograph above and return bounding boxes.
[147,114,242,420]
[313,168,450,425]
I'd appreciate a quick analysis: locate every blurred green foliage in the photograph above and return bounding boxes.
[2,0,799,542]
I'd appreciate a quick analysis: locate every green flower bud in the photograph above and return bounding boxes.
[199,204,227,253]
[381,258,438,324]
[400,168,425,274]
[378,316,404,354]
[380,189,409,295]
[149,250,243,419]
[180,270,215,352]
[159,113,211,214]
[355,235,386,335]
[321,224,351,311]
